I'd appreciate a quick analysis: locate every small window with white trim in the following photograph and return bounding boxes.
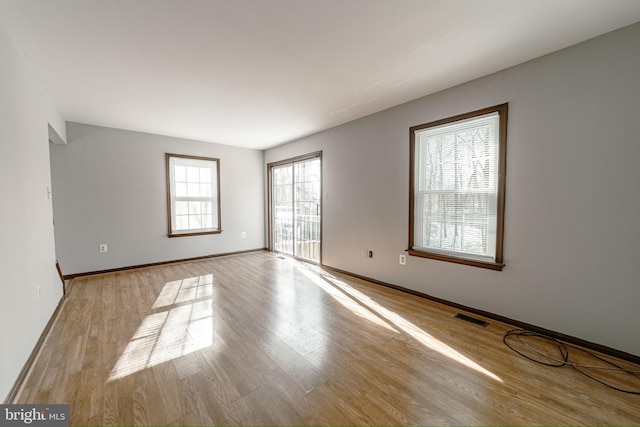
[166,153,221,237]
[409,104,507,270]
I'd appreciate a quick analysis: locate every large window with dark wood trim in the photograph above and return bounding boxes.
[166,153,221,237]
[409,104,507,270]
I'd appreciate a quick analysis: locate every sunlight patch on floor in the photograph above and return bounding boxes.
[295,264,398,333]
[152,274,213,309]
[289,259,502,382]
[109,275,214,381]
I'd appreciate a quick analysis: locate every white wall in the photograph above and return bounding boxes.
[265,22,640,356]
[50,123,265,275]
[0,18,65,401]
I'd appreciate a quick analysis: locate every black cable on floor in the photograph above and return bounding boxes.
[503,329,640,395]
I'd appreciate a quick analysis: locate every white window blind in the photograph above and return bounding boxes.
[413,111,500,263]
[167,154,220,236]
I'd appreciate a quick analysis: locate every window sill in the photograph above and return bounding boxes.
[168,230,222,238]
[407,249,504,271]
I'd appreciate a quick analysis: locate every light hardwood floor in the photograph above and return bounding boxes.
[15,251,640,425]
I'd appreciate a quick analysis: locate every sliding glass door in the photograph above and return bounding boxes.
[270,153,321,263]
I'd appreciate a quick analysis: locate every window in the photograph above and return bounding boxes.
[409,104,507,270]
[166,154,221,237]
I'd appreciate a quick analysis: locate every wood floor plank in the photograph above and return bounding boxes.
[13,252,640,425]
[182,370,242,425]
[237,383,308,426]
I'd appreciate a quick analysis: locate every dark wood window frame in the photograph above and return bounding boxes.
[166,153,222,238]
[408,103,507,271]
[267,151,323,264]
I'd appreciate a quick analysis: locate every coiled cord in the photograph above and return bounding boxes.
[503,329,640,394]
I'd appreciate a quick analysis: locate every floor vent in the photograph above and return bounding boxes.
[277,256,286,259]
[454,313,488,327]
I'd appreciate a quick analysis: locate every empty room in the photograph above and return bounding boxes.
[1,0,640,425]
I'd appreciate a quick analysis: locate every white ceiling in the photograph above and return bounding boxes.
[2,1,640,150]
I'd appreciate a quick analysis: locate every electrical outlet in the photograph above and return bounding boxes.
[99,244,108,253]
[399,254,407,265]
[241,232,246,238]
